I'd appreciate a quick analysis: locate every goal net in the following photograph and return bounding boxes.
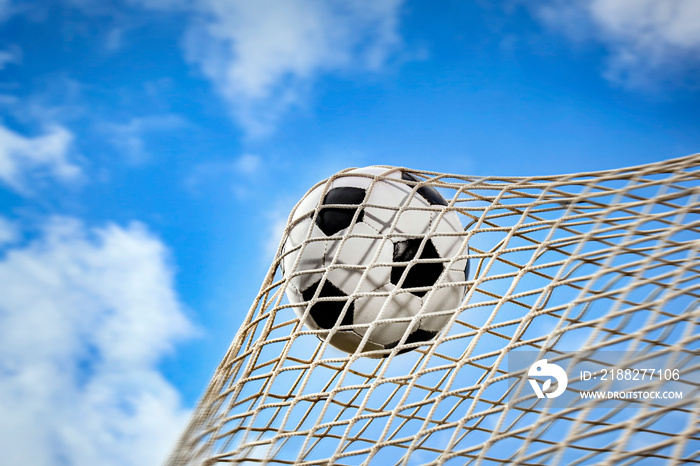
[168,154,700,465]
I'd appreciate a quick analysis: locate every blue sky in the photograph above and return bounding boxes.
[0,1,699,464]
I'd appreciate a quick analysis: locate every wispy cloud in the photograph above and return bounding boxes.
[10,0,405,137]
[533,0,700,88]
[0,0,13,21]
[0,123,81,193]
[179,0,404,136]
[264,202,293,263]
[0,44,20,69]
[186,152,264,198]
[234,152,261,175]
[0,217,194,466]
[101,114,186,164]
[0,215,18,246]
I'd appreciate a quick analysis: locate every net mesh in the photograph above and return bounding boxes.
[168,154,700,466]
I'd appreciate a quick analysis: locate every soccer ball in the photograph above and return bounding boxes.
[281,166,469,358]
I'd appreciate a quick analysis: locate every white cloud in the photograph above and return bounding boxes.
[534,0,700,88]
[180,0,403,136]
[0,123,81,192]
[588,0,700,50]
[0,217,194,466]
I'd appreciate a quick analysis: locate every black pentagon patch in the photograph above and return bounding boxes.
[402,172,448,206]
[385,328,439,355]
[302,279,354,329]
[316,187,366,236]
[391,238,444,297]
